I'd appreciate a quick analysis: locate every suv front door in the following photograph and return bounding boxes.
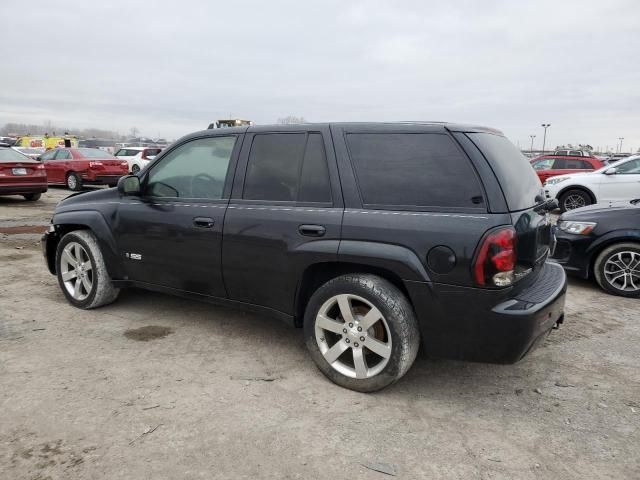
[113,134,241,297]
[598,158,640,202]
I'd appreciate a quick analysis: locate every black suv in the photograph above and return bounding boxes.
[42,123,566,392]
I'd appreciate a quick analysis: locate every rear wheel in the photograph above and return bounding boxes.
[304,274,420,392]
[66,172,82,191]
[594,243,640,298]
[131,164,140,174]
[23,193,41,201]
[55,230,120,309]
[559,189,592,212]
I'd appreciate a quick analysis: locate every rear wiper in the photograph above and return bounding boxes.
[534,198,558,213]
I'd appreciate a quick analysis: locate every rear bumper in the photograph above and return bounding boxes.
[0,183,48,195]
[81,174,124,186]
[405,261,567,364]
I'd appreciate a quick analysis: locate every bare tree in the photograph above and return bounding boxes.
[277,116,306,125]
[130,126,139,138]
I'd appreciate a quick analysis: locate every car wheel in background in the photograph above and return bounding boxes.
[23,193,41,201]
[55,230,120,309]
[559,189,592,212]
[594,243,640,298]
[131,164,140,174]
[66,172,82,191]
[304,274,420,392]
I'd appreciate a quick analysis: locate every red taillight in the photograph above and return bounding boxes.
[474,227,517,287]
[36,164,45,170]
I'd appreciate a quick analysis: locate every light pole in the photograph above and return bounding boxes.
[618,137,624,153]
[529,134,536,152]
[541,124,551,153]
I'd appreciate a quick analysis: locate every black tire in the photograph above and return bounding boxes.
[559,189,592,212]
[66,172,82,191]
[131,164,140,174]
[23,192,41,201]
[304,274,420,392]
[55,230,120,309]
[593,242,640,298]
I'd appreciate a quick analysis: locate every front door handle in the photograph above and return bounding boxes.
[298,224,326,237]
[193,217,215,228]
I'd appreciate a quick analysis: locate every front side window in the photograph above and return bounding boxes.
[347,133,483,208]
[616,158,640,174]
[242,133,332,203]
[55,150,71,160]
[533,158,554,170]
[146,136,235,199]
[40,149,57,161]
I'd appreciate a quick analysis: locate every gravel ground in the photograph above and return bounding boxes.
[1,188,639,479]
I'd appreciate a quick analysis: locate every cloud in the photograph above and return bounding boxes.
[0,0,638,150]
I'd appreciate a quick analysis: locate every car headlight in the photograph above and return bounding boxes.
[558,221,597,235]
[545,177,571,186]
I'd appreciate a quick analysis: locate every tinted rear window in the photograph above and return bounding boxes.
[467,133,542,211]
[346,133,483,209]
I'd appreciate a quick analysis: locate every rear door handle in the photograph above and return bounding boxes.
[193,217,215,228]
[298,224,326,237]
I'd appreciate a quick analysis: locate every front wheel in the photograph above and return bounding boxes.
[594,243,640,298]
[131,164,140,174]
[559,189,592,212]
[55,230,120,309]
[23,192,41,201]
[304,274,420,392]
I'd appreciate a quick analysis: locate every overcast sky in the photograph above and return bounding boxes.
[1,0,638,151]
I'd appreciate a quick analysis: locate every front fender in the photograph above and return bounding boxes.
[51,210,124,279]
[586,230,640,257]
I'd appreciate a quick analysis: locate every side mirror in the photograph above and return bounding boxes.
[117,175,141,195]
[604,167,617,175]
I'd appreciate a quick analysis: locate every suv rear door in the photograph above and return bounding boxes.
[222,126,343,316]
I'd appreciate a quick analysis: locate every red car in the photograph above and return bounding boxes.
[530,155,604,183]
[0,146,47,201]
[40,147,129,191]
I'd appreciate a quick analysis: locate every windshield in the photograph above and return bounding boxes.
[77,148,116,159]
[594,155,640,173]
[0,148,36,163]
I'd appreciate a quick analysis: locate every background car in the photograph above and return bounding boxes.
[0,146,47,201]
[552,200,640,297]
[114,146,162,173]
[531,155,604,183]
[544,155,640,212]
[40,147,129,191]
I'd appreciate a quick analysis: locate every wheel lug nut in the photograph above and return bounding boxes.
[360,336,365,342]
[343,328,347,333]
[357,326,362,332]
[354,343,359,347]
[349,323,353,328]
[345,339,350,343]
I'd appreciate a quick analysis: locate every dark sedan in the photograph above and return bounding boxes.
[551,200,640,297]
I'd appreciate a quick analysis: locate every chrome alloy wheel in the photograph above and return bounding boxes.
[67,174,78,190]
[604,251,640,292]
[60,242,94,300]
[314,294,392,379]
[564,194,586,210]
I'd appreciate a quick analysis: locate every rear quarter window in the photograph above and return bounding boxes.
[467,133,542,211]
[346,133,484,210]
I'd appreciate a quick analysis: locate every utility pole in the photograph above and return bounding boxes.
[541,124,551,153]
[529,134,536,152]
[618,137,624,153]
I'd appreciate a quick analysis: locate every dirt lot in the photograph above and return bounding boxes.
[1,188,638,480]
